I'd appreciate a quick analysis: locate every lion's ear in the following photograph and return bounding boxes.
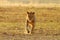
[27,11,29,14]
[33,12,35,14]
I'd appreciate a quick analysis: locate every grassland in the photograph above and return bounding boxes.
[0,6,60,36]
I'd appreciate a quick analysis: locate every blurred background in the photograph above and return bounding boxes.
[0,0,60,7]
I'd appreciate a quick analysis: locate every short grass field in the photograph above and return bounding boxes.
[0,6,60,40]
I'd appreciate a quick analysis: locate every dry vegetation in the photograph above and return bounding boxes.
[0,6,60,36]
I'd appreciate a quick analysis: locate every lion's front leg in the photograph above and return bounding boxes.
[27,23,33,34]
[24,21,30,34]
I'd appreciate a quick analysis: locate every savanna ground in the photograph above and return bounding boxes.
[0,6,60,40]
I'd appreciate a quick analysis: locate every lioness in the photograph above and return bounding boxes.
[25,11,35,34]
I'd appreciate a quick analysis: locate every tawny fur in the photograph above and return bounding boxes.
[25,12,35,34]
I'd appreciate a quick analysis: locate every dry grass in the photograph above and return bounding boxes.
[0,6,60,35]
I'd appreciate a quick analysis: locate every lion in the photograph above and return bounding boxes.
[25,11,35,34]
